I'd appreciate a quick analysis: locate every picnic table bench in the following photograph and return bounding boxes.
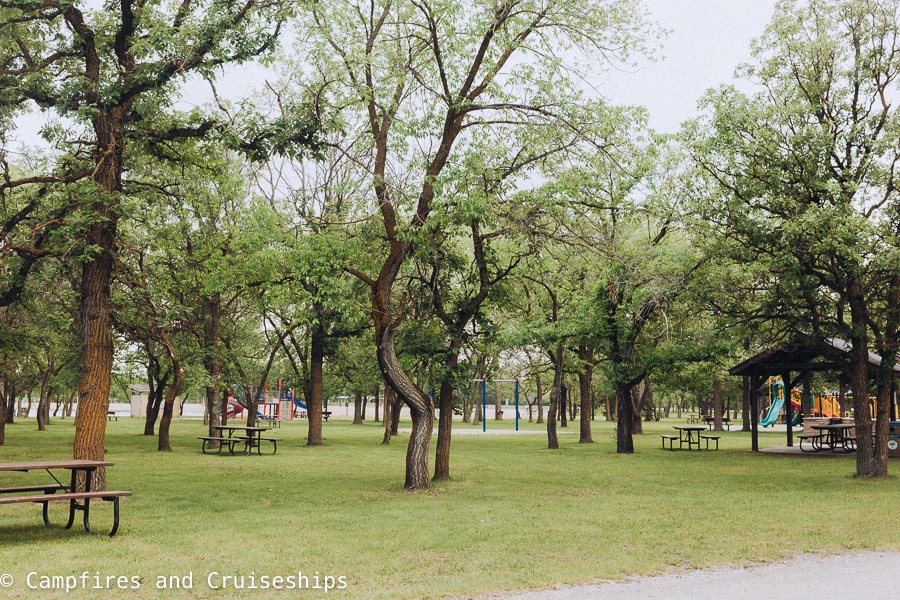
[0,460,131,537]
[200,426,279,455]
[107,411,119,421]
[322,410,333,422]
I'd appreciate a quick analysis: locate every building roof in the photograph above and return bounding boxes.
[728,337,900,378]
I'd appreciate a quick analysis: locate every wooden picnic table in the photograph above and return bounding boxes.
[809,423,855,453]
[673,425,707,450]
[0,460,130,536]
[199,425,279,455]
[703,415,731,430]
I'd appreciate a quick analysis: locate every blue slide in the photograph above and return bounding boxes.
[760,396,784,427]
[294,397,308,410]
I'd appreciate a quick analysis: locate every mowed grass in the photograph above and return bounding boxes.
[0,414,898,599]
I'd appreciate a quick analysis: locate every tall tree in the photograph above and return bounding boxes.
[690,0,900,477]
[0,0,318,485]
[293,0,655,488]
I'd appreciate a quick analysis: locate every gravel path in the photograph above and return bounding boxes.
[495,551,900,599]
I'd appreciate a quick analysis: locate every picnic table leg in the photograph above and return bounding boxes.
[64,469,78,529]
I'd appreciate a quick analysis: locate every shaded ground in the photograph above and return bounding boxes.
[495,551,900,599]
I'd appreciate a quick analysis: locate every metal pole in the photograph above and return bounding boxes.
[515,378,519,432]
[482,377,487,432]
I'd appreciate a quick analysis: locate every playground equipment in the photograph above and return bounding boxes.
[472,378,520,432]
[760,380,802,427]
[233,380,308,422]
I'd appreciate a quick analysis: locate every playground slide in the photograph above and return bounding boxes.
[760,396,785,427]
[293,397,308,411]
[226,400,245,418]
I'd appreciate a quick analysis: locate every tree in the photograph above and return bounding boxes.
[690,0,900,477]
[0,0,318,486]
[292,0,656,488]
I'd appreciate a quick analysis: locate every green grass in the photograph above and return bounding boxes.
[0,415,898,599]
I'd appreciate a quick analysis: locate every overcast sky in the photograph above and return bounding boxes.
[604,0,777,133]
[7,1,779,148]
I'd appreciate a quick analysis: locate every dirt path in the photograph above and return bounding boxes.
[494,551,900,599]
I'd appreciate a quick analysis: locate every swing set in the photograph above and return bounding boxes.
[472,377,521,432]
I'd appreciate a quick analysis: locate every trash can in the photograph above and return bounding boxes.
[889,422,900,458]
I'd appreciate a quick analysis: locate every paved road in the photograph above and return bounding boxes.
[497,551,900,600]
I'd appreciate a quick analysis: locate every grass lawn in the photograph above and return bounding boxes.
[0,414,898,599]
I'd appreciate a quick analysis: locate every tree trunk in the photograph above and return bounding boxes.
[73,121,123,490]
[849,288,876,477]
[536,377,544,424]
[742,376,751,432]
[382,385,394,445]
[158,365,184,452]
[307,319,325,445]
[631,384,644,435]
[713,377,723,431]
[616,381,634,453]
[203,297,222,445]
[353,392,363,424]
[579,347,593,443]
[434,351,459,481]
[494,379,502,421]
[547,345,563,449]
[560,384,568,428]
[374,383,380,422]
[376,319,433,489]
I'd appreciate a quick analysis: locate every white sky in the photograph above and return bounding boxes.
[604,0,777,133]
[7,1,778,147]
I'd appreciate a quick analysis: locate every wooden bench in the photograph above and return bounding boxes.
[798,434,823,452]
[0,490,132,537]
[660,434,679,450]
[0,484,69,494]
[700,434,721,450]
[254,437,280,455]
[198,436,248,455]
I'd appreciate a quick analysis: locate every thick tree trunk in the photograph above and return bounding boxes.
[631,384,644,435]
[473,380,483,425]
[849,289,876,477]
[353,393,363,424]
[377,321,433,489]
[73,121,123,489]
[616,382,634,453]
[307,320,325,445]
